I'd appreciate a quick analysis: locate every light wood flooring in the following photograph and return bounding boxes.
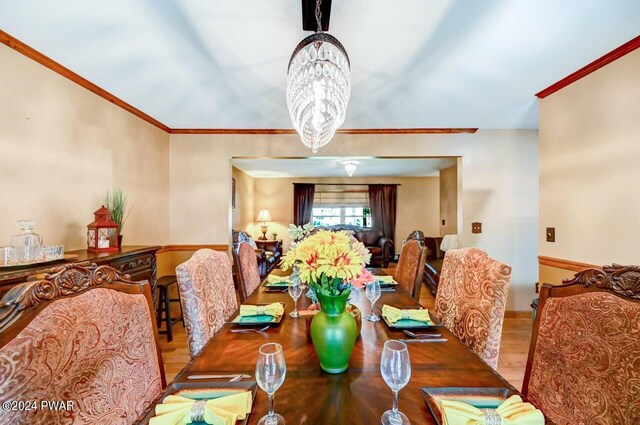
[158,288,533,390]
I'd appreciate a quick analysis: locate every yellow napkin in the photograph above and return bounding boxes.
[150,391,252,425]
[240,303,284,317]
[267,274,289,284]
[381,304,431,323]
[440,395,544,425]
[376,275,396,284]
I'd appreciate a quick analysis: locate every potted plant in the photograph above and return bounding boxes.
[104,188,131,248]
[281,228,373,373]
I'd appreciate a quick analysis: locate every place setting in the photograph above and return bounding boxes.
[227,302,286,331]
[262,273,290,293]
[141,342,287,425]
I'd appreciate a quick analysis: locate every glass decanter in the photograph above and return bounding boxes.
[10,220,44,263]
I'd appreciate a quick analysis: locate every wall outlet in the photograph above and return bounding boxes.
[442,219,445,225]
[546,227,555,242]
[472,222,482,234]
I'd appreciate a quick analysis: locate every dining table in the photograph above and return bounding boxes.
[137,268,523,424]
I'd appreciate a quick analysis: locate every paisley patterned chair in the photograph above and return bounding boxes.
[434,248,511,369]
[522,264,640,425]
[176,249,238,358]
[233,241,262,303]
[394,238,427,300]
[0,263,165,425]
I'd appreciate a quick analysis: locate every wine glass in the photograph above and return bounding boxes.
[380,340,411,425]
[255,343,287,425]
[288,283,303,318]
[365,279,381,322]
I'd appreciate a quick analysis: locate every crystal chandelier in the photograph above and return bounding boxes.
[286,0,351,153]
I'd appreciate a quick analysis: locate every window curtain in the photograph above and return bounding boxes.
[368,184,397,242]
[293,183,316,226]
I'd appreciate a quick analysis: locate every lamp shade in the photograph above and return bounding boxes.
[440,234,460,251]
[256,209,273,223]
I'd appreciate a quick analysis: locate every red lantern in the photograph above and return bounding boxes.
[87,205,120,253]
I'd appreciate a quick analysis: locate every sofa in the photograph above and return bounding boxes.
[315,224,394,267]
[232,230,283,278]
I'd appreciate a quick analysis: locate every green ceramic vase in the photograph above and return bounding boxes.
[310,290,357,374]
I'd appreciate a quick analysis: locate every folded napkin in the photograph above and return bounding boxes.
[440,394,544,425]
[381,304,431,323]
[376,275,396,284]
[240,303,284,317]
[267,274,289,284]
[150,391,252,425]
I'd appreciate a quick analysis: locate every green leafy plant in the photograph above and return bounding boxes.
[104,188,131,235]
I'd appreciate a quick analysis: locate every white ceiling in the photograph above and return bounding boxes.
[1,1,638,129]
[232,157,456,178]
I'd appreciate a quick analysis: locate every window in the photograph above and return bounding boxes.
[312,206,372,227]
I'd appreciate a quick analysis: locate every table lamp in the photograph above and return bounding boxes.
[256,209,273,241]
[440,234,460,252]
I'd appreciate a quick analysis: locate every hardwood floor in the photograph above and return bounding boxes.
[159,287,533,390]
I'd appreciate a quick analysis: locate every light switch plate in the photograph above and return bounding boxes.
[471,222,482,234]
[546,227,555,242]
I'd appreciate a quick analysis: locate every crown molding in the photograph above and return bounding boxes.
[0,30,171,132]
[169,128,478,135]
[536,35,640,99]
[2,29,480,136]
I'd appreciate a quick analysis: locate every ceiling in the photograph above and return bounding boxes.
[1,1,638,129]
[232,157,456,178]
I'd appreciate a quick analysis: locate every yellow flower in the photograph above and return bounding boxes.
[317,249,364,280]
[311,230,351,256]
[280,249,298,270]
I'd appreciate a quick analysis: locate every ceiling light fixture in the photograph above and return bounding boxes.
[286,0,351,153]
[343,161,359,177]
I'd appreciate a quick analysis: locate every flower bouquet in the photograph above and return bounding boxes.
[281,227,373,373]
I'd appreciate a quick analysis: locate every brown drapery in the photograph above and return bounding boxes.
[293,184,315,226]
[368,184,397,242]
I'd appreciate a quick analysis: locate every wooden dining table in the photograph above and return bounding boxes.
[140,268,521,424]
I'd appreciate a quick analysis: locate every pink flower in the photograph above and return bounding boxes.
[350,267,375,289]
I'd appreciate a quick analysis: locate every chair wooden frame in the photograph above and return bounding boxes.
[233,241,262,303]
[0,261,166,387]
[394,238,427,300]
[522,263,640,397]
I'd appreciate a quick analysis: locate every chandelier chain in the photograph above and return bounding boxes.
[315,0,322,33]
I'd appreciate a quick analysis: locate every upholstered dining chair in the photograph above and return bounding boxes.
[393,238,427,300]
[0,262,165,425]
[233,241,263,303]
[434,248,511,369]
[522,264,640,425]
[176,249,238,357]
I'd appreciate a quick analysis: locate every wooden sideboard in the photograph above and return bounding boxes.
[0,245,161,298]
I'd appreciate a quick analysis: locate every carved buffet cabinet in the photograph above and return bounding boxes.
[0,246,160,299]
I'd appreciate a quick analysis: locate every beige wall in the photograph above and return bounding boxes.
[169,130,538,310]
[231,166,255,233]
[250,176,440,253]
[439,164,458,236]
[539,49,640,282]
[0,43,170,250]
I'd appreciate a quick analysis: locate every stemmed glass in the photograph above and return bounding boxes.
[288,282,303,318]
[380,340,412,425]
[256,343,287,425]
[365,279,381,322]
